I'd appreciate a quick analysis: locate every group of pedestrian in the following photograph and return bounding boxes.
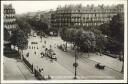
[29,46,38,49]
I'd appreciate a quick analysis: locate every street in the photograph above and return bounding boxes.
[21,31,123,80]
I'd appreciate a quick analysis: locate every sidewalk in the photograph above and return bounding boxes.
[82,53,123,72]
[4,56,36,80]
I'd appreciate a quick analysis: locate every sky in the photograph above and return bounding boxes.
[2,0,126,14]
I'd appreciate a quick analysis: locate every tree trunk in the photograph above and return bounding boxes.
[66,42,67,50]
[21,49,23,60]
[14,45,16,50]
[88,47,89,57]
[18,48,19,52]
[88,50,89,57]
[121,61,124,73]
[41,37,42,42]
[121,52,124,73]
[100,49,102,56]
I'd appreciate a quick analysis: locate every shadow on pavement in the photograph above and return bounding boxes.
[4,49,20,59]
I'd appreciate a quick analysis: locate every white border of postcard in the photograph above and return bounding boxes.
[1,0,127,83]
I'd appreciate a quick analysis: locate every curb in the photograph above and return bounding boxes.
[22,60,34,74]
[81,55,122,73]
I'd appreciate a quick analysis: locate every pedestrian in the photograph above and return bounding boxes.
[44,40,46,45]
[41,68,44,71]
[48,75,51,79]
[39,69,41,73]
[45,48,48,51]
[54,44,56,48]
[50,45,52,49]
[26,52,29,57]
[50,59,53,62]
[29,46,31,49]
[35,51,36,54]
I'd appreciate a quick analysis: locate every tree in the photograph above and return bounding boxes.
[95,33,108,56]
[28,17,49,35]
[79,31,96,56]
[60,28,96,55]
[4,28,11,41]
[104,14,124,54]
[16,16,31,37]
[10,29,28,51]
[109,14,124,43]
[96,14,124,54]
[60,27,73,50]
[98,23,110,35]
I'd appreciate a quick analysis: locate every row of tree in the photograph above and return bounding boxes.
[10,28,28,51]
[98,13,124,54]
[60,27,107,56]
[8,16,30,51]
[9,15,50,51]
[8,13,123,55]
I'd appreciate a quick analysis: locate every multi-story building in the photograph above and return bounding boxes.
[26,10,52,30]
[51,4,124,32]
[4,4,17,50]
[4,4,17,35]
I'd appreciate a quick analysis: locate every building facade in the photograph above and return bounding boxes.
[51,4,124,32]
[4,4,17,35]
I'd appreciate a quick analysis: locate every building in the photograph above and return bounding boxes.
[4,4,17,36]
[4,4,17,51]
[51,4,124,32]
[26,10,53,31]
[37,10,52,29]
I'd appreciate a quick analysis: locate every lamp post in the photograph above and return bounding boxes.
[73,45,78,79]
[121,51,124,73]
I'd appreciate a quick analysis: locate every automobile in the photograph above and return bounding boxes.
[44,35,48,38]
[31,42,38,44]
[103,51,117,58]
[40,52,45,57]
[58,44,67,52]
[33,33,37,37]
[33,35,36,37]
[28,34,32,36]
[46,49,57,61]
[95,63,105,70]
[26,52,29,57]
[50,54,57,60]
[49,49,56,55]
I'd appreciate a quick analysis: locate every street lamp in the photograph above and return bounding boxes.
[73,45,78,79]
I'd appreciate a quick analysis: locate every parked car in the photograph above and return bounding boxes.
[103,51,117,58]
[58,44,67,52]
